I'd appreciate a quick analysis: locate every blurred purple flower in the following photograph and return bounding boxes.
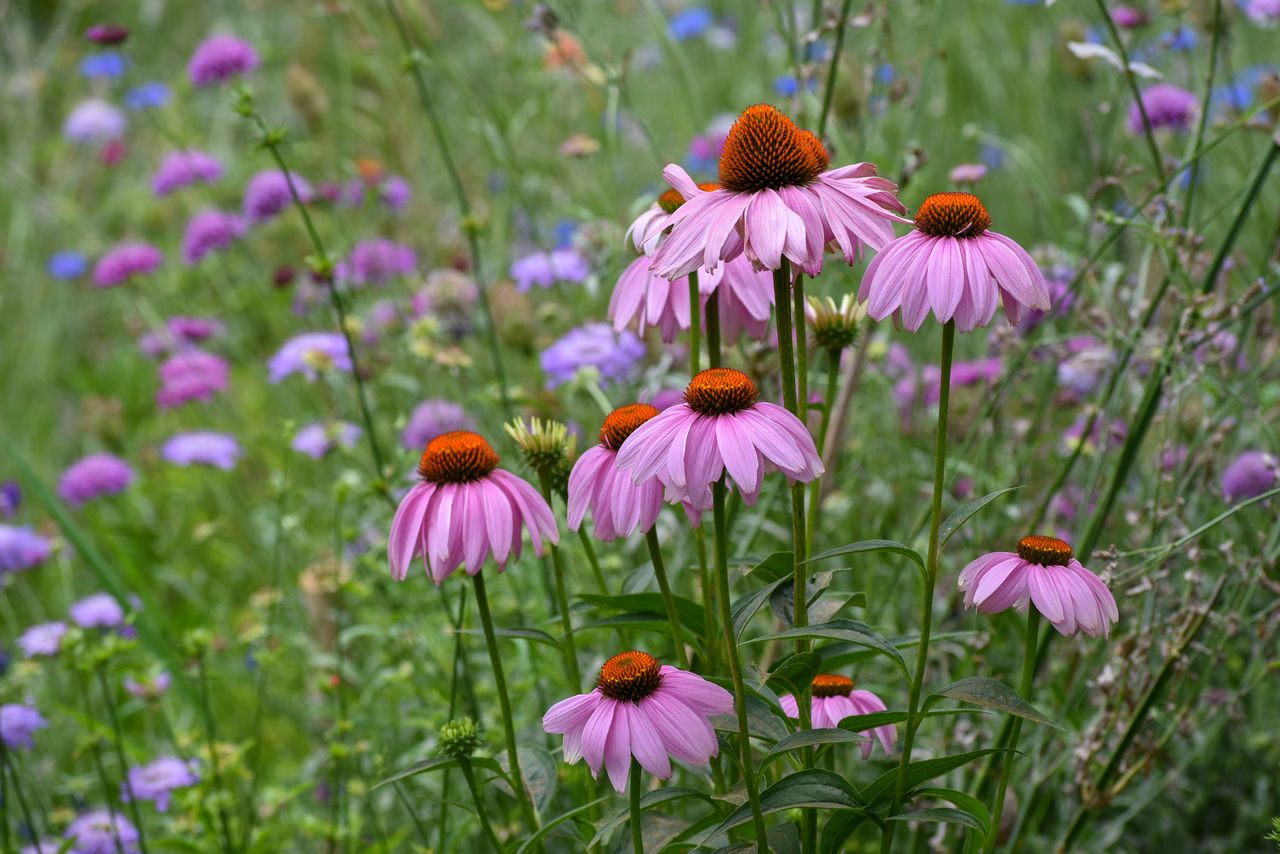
[400,400,472,450]
[182,211,246,264]
[1112,5,1148,27]
[540,323,645,388]
[18,622,67,657]
[156,350,230,408]
[63,99,126,143]
[188,34,260,86]
[510,248,591,292]
[292,422,362,459]
[58,454,134,506]
[65,810,141,854]
[379,176,411,212]
[1221,450,1277,502]
[0,703,47,749]
[141,316,224,358]
[0,480,20,517]
[1062,414,1128,454]
[1247,0,1280,24]
[650,388,685,410]
[161,432,242,470]
[1057,336,1112,396]
[86,24,129,45]
[948,163,988,184]
[339,239,416,286]
[0,525,52,574]
[80,52,128,79]
[92,243,163,288]
[244,170,312,223]
[268,332,352,382]
[71,593,125,628]
[124,671,171,700]
[152,150,224,196]
[1128,84,1198,134]
[124,757,198,812]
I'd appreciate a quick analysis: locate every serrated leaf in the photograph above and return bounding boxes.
[937,486,1020,551]
[745,620,908,679]
[926,677,1062,729]
[804,539,925,576]
[758,728,870,776]
[588,787,712,848]
[762,651,823,699]
[703,770,866,841]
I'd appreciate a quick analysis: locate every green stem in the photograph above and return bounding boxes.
[646,529,691,668]
[459,757,504,853]
[537,472,581,692]
[793,274,809,420]
[712,479,769,846]
[806,349,841,554]
[0,729,41,852]
[881,320,954,854]
[98,668,151,854]
[197,654,237,854]
[471,572,541,832]
[689,271,701,375]
[695,527,718,672]
[1092,0,1163,178]
[577,528,610,595]
[705,287,722,368]
[629,759,645,854]
[984,608,1040,854]
[0,738,10,852]
[817,0,855,137]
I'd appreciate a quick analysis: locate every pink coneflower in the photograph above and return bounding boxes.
[652,104,905,279]
[779,674,896,758]
[92,243,163,288]
[188,35,259,87]
[958,535,1119,638]
[387,431,558,584]
[568,404,665,541]
[615,368,823,515]
[859,192,1050,332]
[542,650,733,792]
[152,150,224,196]
[156,350,229,408]
[181,210,245,264]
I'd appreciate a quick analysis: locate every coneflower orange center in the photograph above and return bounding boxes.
[811,673,855,698]
[684,368,759,416]
[417,431,499,484]
[913,192,992,238]
[599,403,659,451]
[1016,535,1074,567]
[718,104,830,194]
[597,650,662,701]
[657,183,720,214]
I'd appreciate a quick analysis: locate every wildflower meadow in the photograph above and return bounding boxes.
[4,1,1280,852]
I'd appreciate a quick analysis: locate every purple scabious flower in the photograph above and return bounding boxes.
[1221,450,1277,502]
[58,454,134,507]
[1112,5,1148,27]
[339,239,416,286]
[63,99,126,143]
[400,400,472,450]
[291,422,362,459]
[140,316,224,358]
[188,34,260,86]
[243,170,312,223]
[0,525,52,574]
[124,82,169,110]
[1128,84,1198,134]
[0,480,20,517]
[540,323,646,389]
[124,671,171,700]
[181,210,245,264]
[1247,0,1280,24]
[156,350,230,409]
[66,810,141,854]
[268,332,352,382]
[48,251,88,279]
[1,704,48,749]
[124,757,198,812]
[161,432,242,470]
[509,248,592,292]
[70,593,125,628]
[92,243,163,288]
[152,150,224,196]
[379,176,411,212]
[18,622,68,657]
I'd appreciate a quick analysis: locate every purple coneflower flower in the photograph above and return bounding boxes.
[569,404,666,541]
[401,400,472,450]
[291,422,362,459]
[156,350,230,408]
[65,810,141,854]
[58,454,134,506]
[959,535,1119,638]
[779,674,896,758]
[243,170,312,223]
[859,192,1049,332]
[124,757,198,812]
[152,150,224,196]
[1,703,48,749]
[0,525,52,574]
[268,332,352,382]
[1221,450,1277,502]
[92,243,163,288]
[1128,84,1198,134]
[542,650,733,792]
[387,431,558,584]
[652,104,905,279]
[510,248,592,292]
[339,239,416,286]
[540,323,646,388]
[616,368,823,516]
[70,593,125,628]
[188,34,260,86]
[18,622,67,657]
[161,432,242,470]
[181,210,245,265]
[63,99,126,143]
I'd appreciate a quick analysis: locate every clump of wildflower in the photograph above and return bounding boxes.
[291,422,361,459]
[181,211,246,265]
[18,622,68,657]
[153,150,224,196]
[156,350,230,408]
[80,52,128,80]
[65,810,141,854]
[0,480,19,517]
[268,332,352,382]
[140,316,224,358]
[509,248,592,292]
[540,323,646,389]
[124,671,172,701]
[1128,84,1198,134]
[125,82,169,110]
[1221,450,1277,502]
[58,454,134,506]
[436,718,482,760]
[48,251,88,280]
[124,757,199,812]
[70,593,125,628]
[189,34,260,86]
[86,24,129,44]
[243,170,312,223]
[807,294,866,351]
[401,400,473,450]
[338,239,416,286]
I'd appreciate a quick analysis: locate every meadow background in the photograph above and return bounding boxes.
[1,0,1278,852]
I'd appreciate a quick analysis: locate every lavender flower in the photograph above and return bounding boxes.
[339,239,416,286]
[181,210,246,264]
[92,243,163,288]
[152,150,224,196]
[0,703,47,749]
[0,525,52,574]
[400,400,472,450]
[156,350,230,408]
[63,99,126,143]
[509,248,591,292]
[124,757,199,812]
[188,34,260,86]
[161,432,242,470]
[243,170,312,223]
[292,422,362,459]
[70,593,125,628]
[268,333,352,382]
[65,810,141,854]
[1221,450,1277,502]
[58,454,134,506]
[1128,84,1198,134]
[540,323,645,388]
[18,622,67,657]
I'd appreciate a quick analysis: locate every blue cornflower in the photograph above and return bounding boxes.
[47,251,88,279]
[125,82,170,110]
[669,7,714,40]
[80,51,128,79]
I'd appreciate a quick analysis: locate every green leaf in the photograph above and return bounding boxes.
[516,797,609,853]
[912,787,991,837]
[372,755,501,790]
[588,787,713,848]
[711,695,789,745]
[746,620,909,679]
[493,744,557,813]
[744,550,794,583]
[768,570,834,630]
[705,770,865,840]
[818,630,975,671]
[804,539,925,576]
[458,626,559,647]
[579,593,706,637]
[729,575,792,641]
[862,749,1009,805]
[713,823,802,853]
[890,807,986,833]
[821,811,876,854]
[937,486,1021,551]
[758,728,870,775]
[925,677,1062,730]
[763,651,823,698]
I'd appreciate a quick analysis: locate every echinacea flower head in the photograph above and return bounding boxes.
[63,99,126,143]
[401,399,473,450]
[387,431,559,584]
[510,247,592,292]
[161,432,242,470]
[292,421,362,459]
[505,417,576,479]
[152,150,224,196]
[779,674,896,758]
[70,593,125,628]
[18,622,68,657]
[616,368,823,515]
[92,243,163,288]
[181,210,246,265]
[0,525,52,574]
[1,703,48,749]
[124,757,198,812]
[156,350,230,408]
[858,192,1050,332]
[268,332,352,382]
[540,323,646,389]
[243,170,312,223]
[958,535,1119,638]
[188,34,260,86]
[1128,84,1198,134]
[542,650,734,792]
[568,404,666,540]
[652,103,905,279]
[58,454,134,506]
[436,717,482,760]
[1221,450,1277,502]
[66,810,141,854]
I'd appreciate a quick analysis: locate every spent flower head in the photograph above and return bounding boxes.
[807,294,867,351]
[504,417,576,478]
[436,717,482,760]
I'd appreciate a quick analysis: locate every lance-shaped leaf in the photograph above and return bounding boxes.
[937,486,1021,551]
[805,539,926,576]
[925,677,1062,729]
[746,620,909,678]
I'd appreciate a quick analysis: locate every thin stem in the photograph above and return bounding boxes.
[881,320,954,854]
[440,585,471,851]
[646,529,690,669]
[984,608,1040,854]
[394,782,435,850]
[97,668,150,854]
[577,529,610,595]
[806,349,841,553]
[1,739,10,852]
[817,0,855,137]
[197,654,237,854]
[537,471,581,692]
[471,572,541,832]
[705,287,722,368]
[793,274,809,420]
[629,759,645,854]
[1,748,44,854]
[1092,0,1163,178]
[695,527,718,672]
[459,757,504,853]
[712,479,769,846]
[688,271,701,376]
